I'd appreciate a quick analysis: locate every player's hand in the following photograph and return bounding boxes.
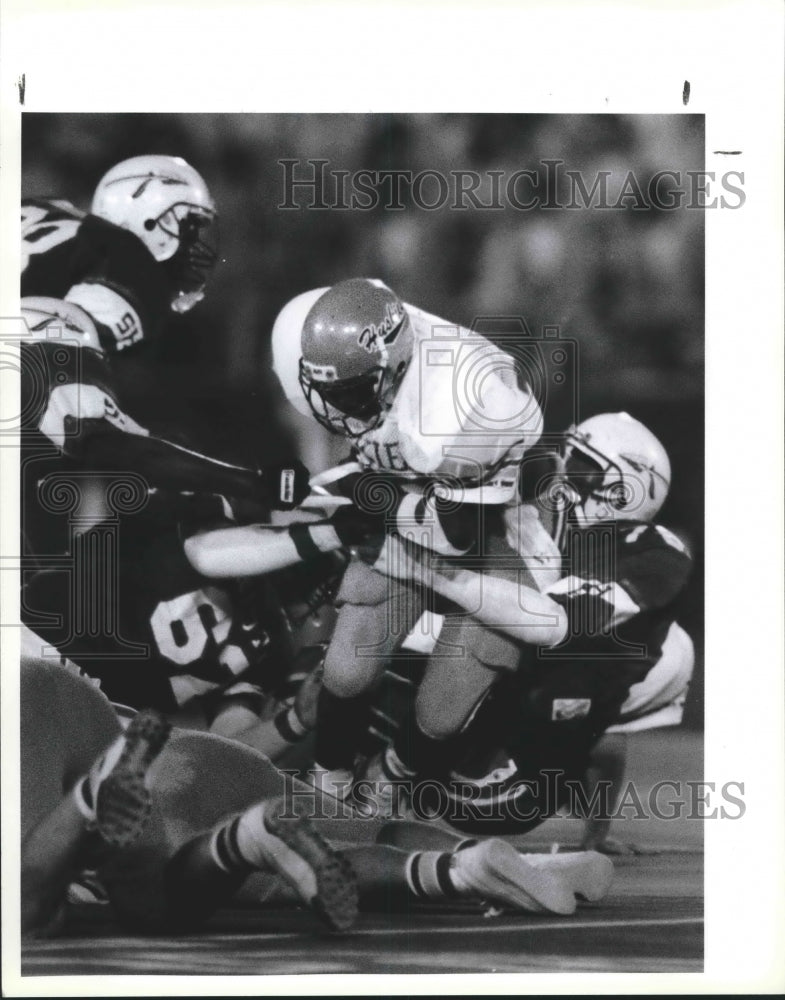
[328,504,387,548]
[260,459,310,510]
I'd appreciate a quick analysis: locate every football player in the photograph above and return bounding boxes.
[22,485,346,744]
[19,297,308,566]
[20,656,613,937]
[23,155,217,349]
[21,155,309,559]
[359,413,694,834]
[271,278,545,798]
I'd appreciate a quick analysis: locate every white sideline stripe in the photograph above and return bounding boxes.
[195,915,703,944]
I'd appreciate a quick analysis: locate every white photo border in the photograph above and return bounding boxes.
[1,0,783,995]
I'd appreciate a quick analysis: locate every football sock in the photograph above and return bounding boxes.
[404,851,462,900]
[208,814,257,876]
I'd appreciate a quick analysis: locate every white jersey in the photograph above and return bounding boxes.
[272,283,543,504]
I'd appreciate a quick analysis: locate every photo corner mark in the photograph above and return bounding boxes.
[18,73,26,106]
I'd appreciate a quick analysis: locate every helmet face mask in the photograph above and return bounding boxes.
[298,279,413,437]
[92,155,217,313]
[158,208,218,313]
[299,362,386,436]
[561,413,671,526]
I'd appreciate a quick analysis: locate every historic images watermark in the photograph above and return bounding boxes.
[279,158,745,212]
[281,771,746,825]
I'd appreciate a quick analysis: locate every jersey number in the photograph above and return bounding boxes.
[22,204,80,273]
[150,590,232,666]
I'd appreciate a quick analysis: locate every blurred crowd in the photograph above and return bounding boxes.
[22,112,704,723]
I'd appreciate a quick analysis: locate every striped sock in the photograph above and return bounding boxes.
[208,814,256,875]
[404,851,462,900]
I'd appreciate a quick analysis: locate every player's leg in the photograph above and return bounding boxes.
[375,618,520,799]
[579,732,629,852]
[20,658,169,934]
[101,727,360,931]
[345,839,609,915]
[313,561,423,796]
[374,819,611,909]
[163,793,358,931]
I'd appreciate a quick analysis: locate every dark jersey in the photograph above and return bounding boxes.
[23,500,273,711]
[362,517,693,833]
[20,336,150,562]
[19,330,286,566]
[543,520,692,675]
[22,199,171,350]
[435,519,695,831]
[23,492,347,713]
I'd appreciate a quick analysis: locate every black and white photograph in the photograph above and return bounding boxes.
[1,2,783,995]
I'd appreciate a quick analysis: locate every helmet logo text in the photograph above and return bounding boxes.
[358,302,405,354]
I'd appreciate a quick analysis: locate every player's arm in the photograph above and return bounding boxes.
[183,519,347,578]
[76,425,309,511]
[371,535,568,647]
[217,665,323,760]
[545,526,693,632]
[317,467,486,557]
[28,340,308,509]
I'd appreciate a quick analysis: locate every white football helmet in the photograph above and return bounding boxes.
[21,295,102,351]
[91,155,217,313]
[562,412,671,524]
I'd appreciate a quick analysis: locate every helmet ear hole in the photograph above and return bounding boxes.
[609,482,632,509]
[143,218,156,231]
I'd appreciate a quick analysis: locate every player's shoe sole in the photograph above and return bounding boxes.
[523,850,614,902]
[258,796,359,932]
[454,839,577,915]
[95,709,171,849]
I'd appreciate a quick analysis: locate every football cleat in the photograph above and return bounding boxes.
[254,796,359,932]
[449,839,577,915]
[75,708,171,849]
[522,850,614,902]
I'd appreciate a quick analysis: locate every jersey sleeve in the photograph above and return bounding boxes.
[545,524,692,632]
[22,339,149,450]
[22,200,171,350]
[22,340,271,503]
[615,524,693,612]
[64,215,171,350]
